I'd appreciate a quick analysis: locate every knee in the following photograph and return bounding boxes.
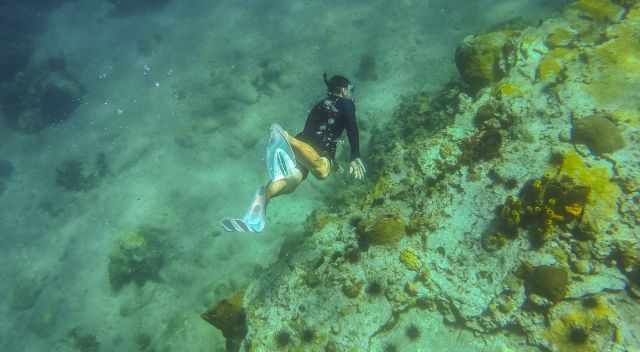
[313,158,330,180]
[314,167,330,180]
[283,173,303,193]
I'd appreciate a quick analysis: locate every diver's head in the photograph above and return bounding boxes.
[323,73,353,99]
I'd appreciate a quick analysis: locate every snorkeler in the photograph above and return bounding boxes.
[221,73,366,233]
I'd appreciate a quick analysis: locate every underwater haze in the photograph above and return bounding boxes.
[1,0,639,351]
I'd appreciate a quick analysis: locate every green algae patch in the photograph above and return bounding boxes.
[525,265,570,303]
[357,213,407,246]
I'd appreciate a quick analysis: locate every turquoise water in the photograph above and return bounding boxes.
[2,1,638,351]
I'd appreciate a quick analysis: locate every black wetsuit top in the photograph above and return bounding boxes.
[296,95,360,161]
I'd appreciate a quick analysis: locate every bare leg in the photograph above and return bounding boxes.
[265,173,304,201]
[286,136,331,179]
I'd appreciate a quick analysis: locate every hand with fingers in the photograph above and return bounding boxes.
[349,158,366,180]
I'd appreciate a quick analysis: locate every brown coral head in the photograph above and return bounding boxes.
[572,114,626,155]
[525,265,569,303]
[358,214,407,246]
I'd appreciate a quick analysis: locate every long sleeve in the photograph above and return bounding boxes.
[343,100,360,161]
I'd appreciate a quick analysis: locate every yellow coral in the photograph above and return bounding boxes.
[494,82,522,98]
[555,151,621,219]
[399,248,422,272]
[565,203,584,217]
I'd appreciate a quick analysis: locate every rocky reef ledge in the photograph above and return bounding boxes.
[204,1,640,351]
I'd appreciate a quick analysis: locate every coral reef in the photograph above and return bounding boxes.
[107,226,169,291]
[232,2,640,350]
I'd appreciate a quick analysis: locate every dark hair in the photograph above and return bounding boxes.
[323,73,350,94]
